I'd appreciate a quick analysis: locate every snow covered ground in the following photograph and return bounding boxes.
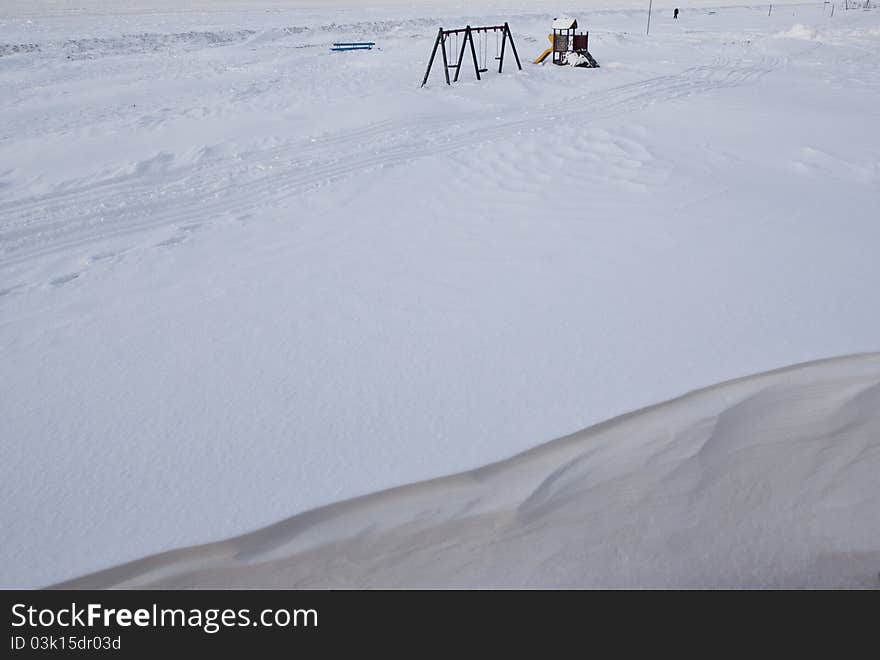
[2,1,879,588]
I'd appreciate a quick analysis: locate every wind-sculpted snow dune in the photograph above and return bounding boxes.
[57,354,880,589]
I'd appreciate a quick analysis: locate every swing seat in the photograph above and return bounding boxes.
[478,68,488,73]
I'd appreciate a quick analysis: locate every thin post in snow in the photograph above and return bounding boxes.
[646,0,653,35]
[768,4,773,16]
[831,3,835,15]
[421,28,443,87]
[504,22,522,70]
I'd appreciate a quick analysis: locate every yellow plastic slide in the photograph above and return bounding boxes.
[533,47,552,64]
[533,34,554,65]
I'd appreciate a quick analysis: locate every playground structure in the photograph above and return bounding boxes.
[421,23,522,87]
[533,17,598,68]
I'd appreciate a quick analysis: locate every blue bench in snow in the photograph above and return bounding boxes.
[330,42,376,51]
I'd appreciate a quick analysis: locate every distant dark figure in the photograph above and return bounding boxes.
[674,8,680,19]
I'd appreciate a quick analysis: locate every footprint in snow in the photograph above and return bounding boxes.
[156,223,202,248]
[50,273,80,286]
[0,285,22,297]
[156,235,187,247]
[156,222,202,248]
[89,251,119,263]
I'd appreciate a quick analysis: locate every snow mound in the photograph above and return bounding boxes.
[56,353,880,589]
[566,51,592,67]
[777,24,820,40]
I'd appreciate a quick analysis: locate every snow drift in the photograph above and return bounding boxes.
[57,353,880,589]
[777,24,821,40]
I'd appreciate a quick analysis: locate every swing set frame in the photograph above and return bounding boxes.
[421,23,522,87]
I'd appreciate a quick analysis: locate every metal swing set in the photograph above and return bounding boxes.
[421,23,522,87]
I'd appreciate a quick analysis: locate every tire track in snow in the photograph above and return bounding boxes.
[0,55,784,273]
[0,53,784,224]
[0,113,467,219]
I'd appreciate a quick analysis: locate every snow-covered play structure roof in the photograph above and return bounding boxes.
[552,16,577,30]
